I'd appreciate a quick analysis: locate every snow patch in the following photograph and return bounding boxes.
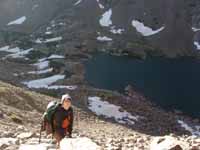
[194,41,200,50]
[131,20,165,36]
[28,68,53,75]
[33,60,49,70]
[35,38,43,44]
[44,37,63,43]
[96,0,104,9]
[22,74,65,89]
[97,36,112,42]
[47,85,77,90]
[5,48,33,58]
[13,73,19,76]
[33,54,64,70]
[0,47,20,53]
[7,16,26,25]
[45,31,52,35]
[35,37,62,44]
[47,54,65,59]
[38,57,47,62]
[88,96,139,125]
[74,0,82,6]
[178,120,200,137]
[0,46,10,51]
[110,27,125,34]
[99,9,112,27]
[59,22,65,26]
[192,27,200,32]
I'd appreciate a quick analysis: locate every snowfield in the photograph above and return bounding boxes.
[132,20,165,36]
[6,48,34,59]
[88,96,140,125]
[22,74,66,88]
[22,74,77,90]
[0,47,20,53]
[7,16,26,25]
[99,9,112,27]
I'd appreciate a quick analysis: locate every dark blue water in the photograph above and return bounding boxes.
[85,53,200,118]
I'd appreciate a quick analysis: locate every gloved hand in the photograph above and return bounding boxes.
[68,134,72,138]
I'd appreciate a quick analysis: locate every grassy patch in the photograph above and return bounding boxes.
[10,113,23,124]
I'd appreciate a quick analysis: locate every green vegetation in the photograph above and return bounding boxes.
[10,113,23,124]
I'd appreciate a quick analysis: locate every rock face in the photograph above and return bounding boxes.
[0,0,198,58]
[153,0,194,57]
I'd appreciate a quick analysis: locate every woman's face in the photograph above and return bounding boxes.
[62,99,71,110]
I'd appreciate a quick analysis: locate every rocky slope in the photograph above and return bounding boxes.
[0,81,199,150]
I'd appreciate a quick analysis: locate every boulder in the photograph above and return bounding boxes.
[150,136,190,150]
[0,138,19,148]
[60,137,101,150]
[17,132,34,140]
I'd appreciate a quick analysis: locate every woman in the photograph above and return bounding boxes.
[52,94,74,149]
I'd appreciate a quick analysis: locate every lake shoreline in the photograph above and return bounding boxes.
[85,52,200,118]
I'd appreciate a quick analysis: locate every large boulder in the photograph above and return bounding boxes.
[150,136,190,150]
[0,138,19,149]
[18,137,100,150]
[60,137,101,150]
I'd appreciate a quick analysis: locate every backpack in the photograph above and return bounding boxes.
[44,101,60,122]
[41,101,60,134]
[39,101,62,143]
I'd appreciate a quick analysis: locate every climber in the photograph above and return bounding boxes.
[53,94,74,148]
[41,94,74,149]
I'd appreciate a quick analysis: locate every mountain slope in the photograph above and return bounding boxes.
[0,81,199,150]
[0,0,199,58]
